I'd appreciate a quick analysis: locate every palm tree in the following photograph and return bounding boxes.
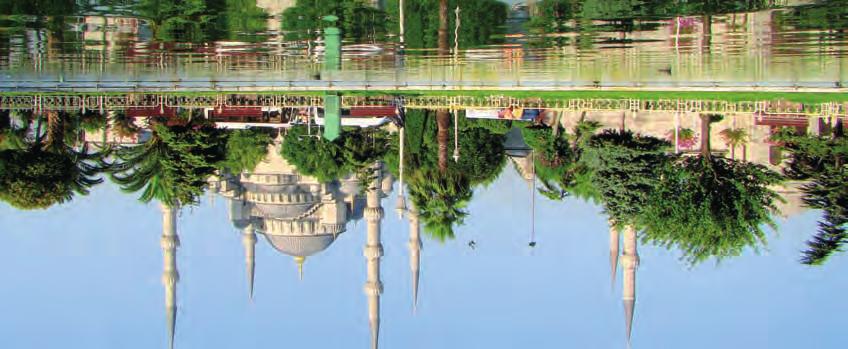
[110,121,226,207]
[407,167,472,242]
[719,127,748,160]
[0,111,106,209]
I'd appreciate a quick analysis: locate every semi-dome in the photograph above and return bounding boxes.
[232,217,252,230]
[263,234,338,257]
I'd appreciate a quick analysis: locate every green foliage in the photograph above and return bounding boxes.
[527,0,774,47]
[110,122,226,206]
[518,121,602,203]
[640,156,782,264]
[407,167,472,241]
[281,0,387,41]
[80,111,107,133]
[387,0,507,49]
[136,0,213,42]
[0,0,75,15]
[0,147,103,209]
[774,0,848,31]
[772,128,848,265]
[587,129,670,226]
[280,126,391,183]
[220,128,273,174]
[209,0,269,42]
[388,109,506,240]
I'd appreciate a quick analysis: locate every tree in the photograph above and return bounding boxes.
[110,121,226,207]
[587,129,670,226]
[640,114,782,264]
[407,167,471,241]
[436,109,450,172]
[0,111,107,209]
[438,0,449,54]
[280,126,391,183]
[719,127,748,160]
[772,126,848,265]
[385,110,506,241]
[220,128,273,174]
[388,0,507,49]
[281,0,387,42]
[136,0,214,42]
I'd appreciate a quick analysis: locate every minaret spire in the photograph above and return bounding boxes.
[609,220,619,288]
[408,203,421,313]
[395,126,406,219]
[242,224,256,301]
[621,225,639,345]
[363,162,384,349]
[160,204,180,349]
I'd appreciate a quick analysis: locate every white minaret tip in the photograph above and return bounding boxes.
[624,299,635,345]
[609,223,620,289]
[242,226,256,302]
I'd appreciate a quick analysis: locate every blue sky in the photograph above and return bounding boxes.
[0,165,846,349]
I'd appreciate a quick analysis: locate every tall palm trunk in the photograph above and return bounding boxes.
[438,0,449,55]
[437,109,450,173]
[43,111,64,151]
[730,145,735,160]
[700,113,711,160]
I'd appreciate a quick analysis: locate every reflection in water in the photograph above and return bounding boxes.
[2,93,848,348]
[0,1,846,87]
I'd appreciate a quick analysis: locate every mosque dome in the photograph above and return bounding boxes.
[263,234,338,257]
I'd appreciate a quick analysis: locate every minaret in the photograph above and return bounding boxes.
[609,220,619,288]
[395,126,406,219]
[408,203,422,313]
[363,162,384,349]
[160,204,180,349]
[242,224,256,301]
[620,225,639,345]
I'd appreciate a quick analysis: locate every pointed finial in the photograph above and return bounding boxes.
[166,305,176,349]
[624,299,635,346]
[294,256,306,281]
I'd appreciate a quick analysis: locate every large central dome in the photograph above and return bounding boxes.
[263,234,338,257]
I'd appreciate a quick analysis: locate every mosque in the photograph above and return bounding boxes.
[156,133,423,349]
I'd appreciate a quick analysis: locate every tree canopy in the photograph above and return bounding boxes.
[0,111,107,210]
[220,128,274,174]
[110,121,226,207]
